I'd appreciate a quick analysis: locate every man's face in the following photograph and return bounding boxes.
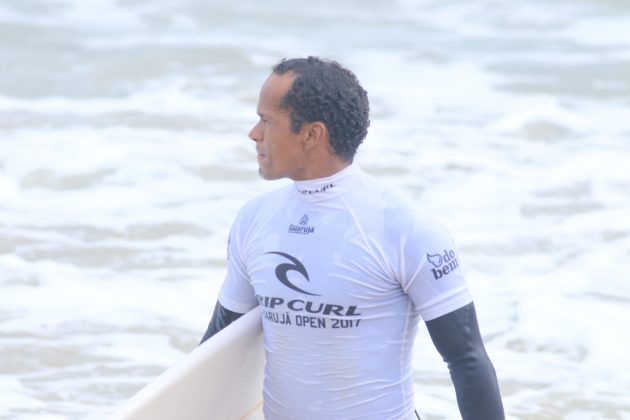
[249,72,307,181]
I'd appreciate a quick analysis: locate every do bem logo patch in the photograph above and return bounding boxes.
[427,249,460,280]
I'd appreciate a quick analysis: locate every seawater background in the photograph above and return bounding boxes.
[1,0,629,419]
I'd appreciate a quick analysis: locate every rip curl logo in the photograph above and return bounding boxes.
[288,214,315,234]
[427,250,460,280]
[265,251,320,296]
[259,252,362,329]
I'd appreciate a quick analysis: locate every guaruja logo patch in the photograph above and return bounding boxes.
[427,249,460,280]
[288,214,314,234]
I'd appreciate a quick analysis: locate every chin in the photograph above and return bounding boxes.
[258,167,279,180]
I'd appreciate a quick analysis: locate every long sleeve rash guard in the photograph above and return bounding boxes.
[209,164,502,420]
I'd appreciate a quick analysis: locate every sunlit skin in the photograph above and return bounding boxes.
[248,72,349,181]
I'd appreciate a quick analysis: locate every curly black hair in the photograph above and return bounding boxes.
[272,56,370,162]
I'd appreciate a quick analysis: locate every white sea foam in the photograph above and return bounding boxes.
[1,0,630,418]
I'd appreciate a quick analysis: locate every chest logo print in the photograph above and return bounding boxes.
[265,251,320,296]
[288,214,315,234]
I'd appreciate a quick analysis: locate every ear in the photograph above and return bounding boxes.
[302,121,328,152]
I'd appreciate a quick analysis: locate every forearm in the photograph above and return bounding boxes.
[199,300,244,345]
[425,303,505,420]
[447,341,504,419]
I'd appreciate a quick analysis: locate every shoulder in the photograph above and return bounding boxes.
[233,183,294,228]
[354,170,453,243]
[349,169,410,210]
[350,170,421,229]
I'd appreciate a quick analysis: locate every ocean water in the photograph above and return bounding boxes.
[1,0,629,419]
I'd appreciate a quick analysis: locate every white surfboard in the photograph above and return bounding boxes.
[111,307,265,420]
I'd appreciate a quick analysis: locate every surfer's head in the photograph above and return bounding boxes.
[271,56,370,163]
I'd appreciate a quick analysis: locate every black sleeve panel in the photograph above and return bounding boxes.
[425,302,505,420]
[199,300,244,345]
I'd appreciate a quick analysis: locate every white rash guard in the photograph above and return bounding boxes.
[218,164,472,420]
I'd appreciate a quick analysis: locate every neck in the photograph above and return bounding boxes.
[294,161,350,181]
[293,163,362,202]
[290,147,351,181]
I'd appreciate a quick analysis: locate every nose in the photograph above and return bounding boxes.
[249,119,262,142]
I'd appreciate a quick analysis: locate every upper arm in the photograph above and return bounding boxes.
[400,218,472,321]
[217,212,259,314]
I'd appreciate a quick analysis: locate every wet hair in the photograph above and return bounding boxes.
[272,56,370,162]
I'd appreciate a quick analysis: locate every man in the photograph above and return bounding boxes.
[201,56,504,420]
